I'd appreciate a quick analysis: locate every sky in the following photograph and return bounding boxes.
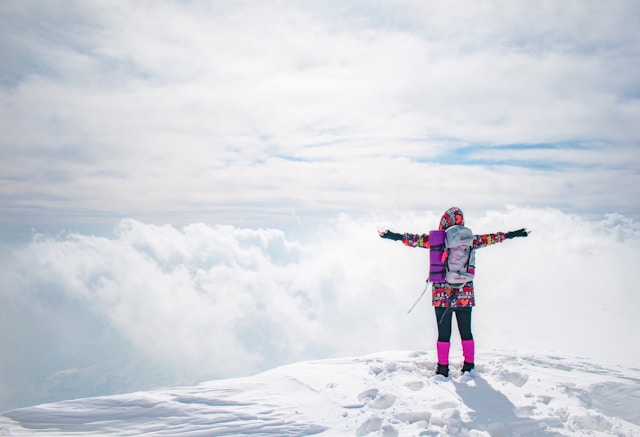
[1,0,640,238]
[1,0,640,411]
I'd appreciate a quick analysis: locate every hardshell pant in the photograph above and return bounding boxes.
[435,306,473,342]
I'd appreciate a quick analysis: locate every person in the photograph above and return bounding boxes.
[378,207,529,377]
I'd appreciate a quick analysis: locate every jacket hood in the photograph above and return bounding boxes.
[439,207,464,230]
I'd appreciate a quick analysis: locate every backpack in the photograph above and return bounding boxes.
[428,225,475,287]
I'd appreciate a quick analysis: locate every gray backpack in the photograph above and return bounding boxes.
[444,225,475,287]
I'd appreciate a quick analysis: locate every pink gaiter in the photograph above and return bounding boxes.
[437,341,450,365]
[462,339,475,363]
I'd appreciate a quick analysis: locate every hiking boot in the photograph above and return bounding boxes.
[436,364,449,377]
[462,362,475,373]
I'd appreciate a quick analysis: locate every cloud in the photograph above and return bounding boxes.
[1,207,639,411]
[0,0,639,408]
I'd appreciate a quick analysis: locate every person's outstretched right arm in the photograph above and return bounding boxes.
[378,230,403,240]
[473,228,529,249]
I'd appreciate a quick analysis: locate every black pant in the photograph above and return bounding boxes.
[435,307,473,342]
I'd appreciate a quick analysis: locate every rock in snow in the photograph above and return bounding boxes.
[1,350,639,436]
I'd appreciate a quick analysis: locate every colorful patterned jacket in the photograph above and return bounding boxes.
[385,207,507,308]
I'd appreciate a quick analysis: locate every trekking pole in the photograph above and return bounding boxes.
[407,280,429,314]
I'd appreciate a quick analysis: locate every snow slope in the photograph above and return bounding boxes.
[1,351,638,436]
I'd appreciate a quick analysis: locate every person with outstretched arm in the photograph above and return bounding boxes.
[379,207,529,377]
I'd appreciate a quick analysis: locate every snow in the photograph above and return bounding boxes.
[1,350,638,436]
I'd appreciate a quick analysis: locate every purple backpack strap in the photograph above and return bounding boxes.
[428,230,446,282]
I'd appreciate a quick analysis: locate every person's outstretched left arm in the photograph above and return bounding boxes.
[474,228,529,249]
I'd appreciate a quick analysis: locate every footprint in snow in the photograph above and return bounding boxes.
[357,388,379,402]
[355,417,398,437]
[405,381,424,391]
[355,417,381,436]
[357,389,396,409]
[498,370,529,387]
[370,393,396,410]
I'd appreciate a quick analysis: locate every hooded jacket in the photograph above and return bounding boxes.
[400,207,506,308]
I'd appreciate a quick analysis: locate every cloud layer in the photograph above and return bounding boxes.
[1,207,639,411]
[1,0,640,412]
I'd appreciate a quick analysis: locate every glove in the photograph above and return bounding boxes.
[378,230,404,241]
[505,228,529,239]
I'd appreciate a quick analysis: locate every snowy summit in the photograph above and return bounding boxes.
[1,350,638,436]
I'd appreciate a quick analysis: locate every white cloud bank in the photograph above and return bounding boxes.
[1,207,639,411]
